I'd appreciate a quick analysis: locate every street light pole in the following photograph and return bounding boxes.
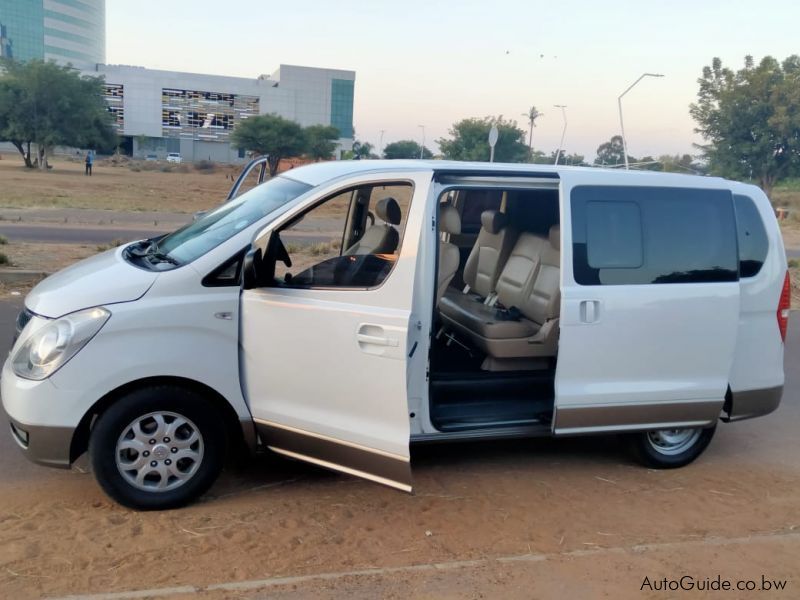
[379,130,385,157]
[418,125,425,159]
[553,105,567,165]
[618,73,664,170]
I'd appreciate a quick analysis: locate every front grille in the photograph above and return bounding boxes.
[13,308,33,343]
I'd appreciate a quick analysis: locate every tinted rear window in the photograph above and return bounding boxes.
[734,194,768,277]
[571,186,739,285]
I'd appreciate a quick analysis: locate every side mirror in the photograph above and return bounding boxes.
[241,247,262,290]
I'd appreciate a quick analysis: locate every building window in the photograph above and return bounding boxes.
[330,78,354,139]
[161,87,259,142]
[103,84,124,131]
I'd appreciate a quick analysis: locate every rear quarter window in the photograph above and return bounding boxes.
[734,194,769,278]
[571,186,739,285]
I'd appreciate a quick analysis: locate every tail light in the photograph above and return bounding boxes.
[778,270,791,342]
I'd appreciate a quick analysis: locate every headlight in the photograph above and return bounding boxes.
[12,307,110,380]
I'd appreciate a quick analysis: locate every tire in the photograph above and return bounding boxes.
[625,425,716,469]
[89,385,225,510]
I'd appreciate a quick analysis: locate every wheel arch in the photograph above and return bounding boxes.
[70,375,257,463]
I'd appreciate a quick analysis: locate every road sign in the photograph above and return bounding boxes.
[488,125,499,162]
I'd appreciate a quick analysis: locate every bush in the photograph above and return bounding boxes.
[0,235,7,245]
[96,238,125,252]
[789,258,800,269]
[159,165,174,173]
[0,252,10,265]
[194,160,216,172]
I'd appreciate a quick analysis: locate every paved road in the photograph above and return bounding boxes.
[0,299,797,598]
[0,223,166,245]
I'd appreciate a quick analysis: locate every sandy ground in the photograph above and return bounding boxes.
[0,315,798,599]
[0,155,233,214]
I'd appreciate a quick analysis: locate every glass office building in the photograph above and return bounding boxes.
[0,0,105,68]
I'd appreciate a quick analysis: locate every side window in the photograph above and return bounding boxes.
[572,186,739,285]
[273,182,413,289]
[734,194,768,277]
[458,189,503,234]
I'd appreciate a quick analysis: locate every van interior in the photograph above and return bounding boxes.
[430,187,561,433]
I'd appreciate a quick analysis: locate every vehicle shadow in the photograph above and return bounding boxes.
[207,433,629,502]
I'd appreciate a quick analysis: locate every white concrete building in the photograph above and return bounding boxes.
[90,64,356,164]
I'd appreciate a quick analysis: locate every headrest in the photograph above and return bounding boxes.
[439,203,461,235]
[376,197,401,225]
[480,210,507,234]
[549,224,560,250]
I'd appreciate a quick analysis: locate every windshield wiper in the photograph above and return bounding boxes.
[147,251,180,265]
[128,240,180,266]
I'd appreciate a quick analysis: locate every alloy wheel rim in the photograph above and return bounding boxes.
[115,411,204,492]
[646,428,702,456]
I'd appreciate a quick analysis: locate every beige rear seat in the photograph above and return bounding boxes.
[439,209,516,321]
[440,225,560,362]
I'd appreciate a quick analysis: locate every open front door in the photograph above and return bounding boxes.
[555,173,741,434]
[240,175,429,491]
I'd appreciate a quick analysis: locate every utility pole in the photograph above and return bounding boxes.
[618,73,664,169]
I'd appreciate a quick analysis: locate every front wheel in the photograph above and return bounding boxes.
[89,386,225,510]
[625,425,716,469]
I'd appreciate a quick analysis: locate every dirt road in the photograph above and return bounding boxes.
[0,300,798,599]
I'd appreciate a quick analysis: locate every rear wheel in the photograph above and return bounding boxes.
[626,425,716,469]
[89,385,225,510]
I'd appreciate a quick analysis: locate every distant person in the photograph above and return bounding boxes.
[85,150,94,176]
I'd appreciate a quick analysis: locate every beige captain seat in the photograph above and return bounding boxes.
[345,197,401,256]
[437,204,462,306]
[439,209,516,321]
[440,225,561,363]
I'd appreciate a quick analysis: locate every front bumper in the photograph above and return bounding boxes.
[1,359,79,468]
[7,416,73,468]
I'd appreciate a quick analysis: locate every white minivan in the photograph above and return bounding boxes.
[1,161,789,510]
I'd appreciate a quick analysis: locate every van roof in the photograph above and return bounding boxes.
[282,159,730,189]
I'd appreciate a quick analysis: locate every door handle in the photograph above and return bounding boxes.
[580,300,600,323]
[356,333,399,347]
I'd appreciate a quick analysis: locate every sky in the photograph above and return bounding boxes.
[107,0,800,161]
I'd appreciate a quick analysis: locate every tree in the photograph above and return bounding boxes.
[593,135,636,166]
[690,55,800,195]
[523,106,543,152]
[0,59,116,169]
[655,154,705,174]
[352,140,378,159]
[304,124,339,161]
[231,113,307,176]
[552,151,586,166]
[438,116,529,163]
[383,139,432,159]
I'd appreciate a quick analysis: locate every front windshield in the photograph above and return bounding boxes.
[157,176,312,264]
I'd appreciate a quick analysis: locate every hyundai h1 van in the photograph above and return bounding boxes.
[1,161,789,510]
